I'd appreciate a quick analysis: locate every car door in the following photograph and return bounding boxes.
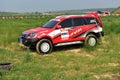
[59,18,89,42]
[59,18,73,42]
[69,17,88,41]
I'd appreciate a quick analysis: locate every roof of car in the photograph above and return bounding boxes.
[54,14,95,21]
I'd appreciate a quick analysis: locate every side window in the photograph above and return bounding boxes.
[73,18,85,26]
[60,19,72,28]
[84,18,96,24]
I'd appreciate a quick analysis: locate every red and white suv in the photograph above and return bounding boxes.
[18,12,104,54]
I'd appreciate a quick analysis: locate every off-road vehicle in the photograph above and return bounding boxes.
[18,12,104,54]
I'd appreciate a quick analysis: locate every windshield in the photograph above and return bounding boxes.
[42,20,58,28]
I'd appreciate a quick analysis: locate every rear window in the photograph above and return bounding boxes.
[95,18,100,25]
[84,18,97,25]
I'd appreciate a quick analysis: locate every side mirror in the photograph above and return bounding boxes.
[56,25,62,29]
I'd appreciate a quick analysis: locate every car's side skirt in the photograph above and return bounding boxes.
[55,41,83,47]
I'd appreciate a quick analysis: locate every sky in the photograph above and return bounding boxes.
[0,0,120,12]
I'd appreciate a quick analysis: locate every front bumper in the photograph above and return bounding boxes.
[18,37,39,46]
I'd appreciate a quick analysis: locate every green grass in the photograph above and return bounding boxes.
[0,15,120,80]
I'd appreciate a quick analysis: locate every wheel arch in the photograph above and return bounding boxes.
[86,32,100,38]
[39,36,53,44]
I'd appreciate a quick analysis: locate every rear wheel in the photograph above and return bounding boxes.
[36,39,53,54]
[85,34,98,47]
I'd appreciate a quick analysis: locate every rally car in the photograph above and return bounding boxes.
[18,12,104,54]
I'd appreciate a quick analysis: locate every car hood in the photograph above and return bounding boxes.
[24,27,50,34]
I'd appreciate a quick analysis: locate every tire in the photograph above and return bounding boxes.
[36,39,53,54]
[85,34,98,47]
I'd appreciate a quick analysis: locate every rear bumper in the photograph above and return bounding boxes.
[18,37,39,46]
[101,31,104,36]
[96,31,104,38]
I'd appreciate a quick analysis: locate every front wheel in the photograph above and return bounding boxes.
[85,34,98,47]
[36,39,53,54]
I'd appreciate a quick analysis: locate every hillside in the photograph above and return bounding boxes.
[0,8,115,16]
[47,8,114,15]
[112,6,120,14]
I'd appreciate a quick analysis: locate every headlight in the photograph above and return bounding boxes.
[29,32,37,37]
[22,32,37,38]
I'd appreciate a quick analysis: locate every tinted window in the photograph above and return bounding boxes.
[60,19,72,28]
[95,18,100,25]
[84,18,97,24]
[43,20,58,28]
[73,18,85,26]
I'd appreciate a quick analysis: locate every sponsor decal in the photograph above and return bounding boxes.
[48,30,61,38]
[90,19,96,23]
[61,28,69,40]
[61,31,69,40]
[70,28,82,36]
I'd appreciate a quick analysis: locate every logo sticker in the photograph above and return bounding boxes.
[61,28,69,40]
